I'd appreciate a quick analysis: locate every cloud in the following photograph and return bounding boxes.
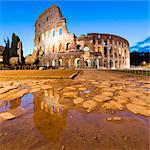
[130,37,150,52]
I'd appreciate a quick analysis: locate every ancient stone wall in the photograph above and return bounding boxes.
[34,5,130,69]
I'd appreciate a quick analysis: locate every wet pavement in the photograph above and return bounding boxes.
[0,70,150,150]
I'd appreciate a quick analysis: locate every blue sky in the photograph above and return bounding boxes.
[0,0,149,56]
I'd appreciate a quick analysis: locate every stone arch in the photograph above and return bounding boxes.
[66,43,70,50]
[58,59,62,66]
[115,60,118,68]
[83,46,90,52]
[104,47,107,57]
[93,59,97,68]
[110,60,113,69]
[84,43,92,49]
[84,59,91,68]
[109,47,112,55]
[59,43,62,52]
[77,44,81,50]
[98,46,102,52]
[99,57,103,66]
[52,45,55,53]
[119,61,121,69]
[59,28,62,35]
[74,58,80,68]
[104,60,107,68]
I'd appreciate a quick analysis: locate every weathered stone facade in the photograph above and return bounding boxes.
[34,5,130,69]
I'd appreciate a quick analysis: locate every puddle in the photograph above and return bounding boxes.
[144,88,150,91]
[0,93,34,113]
[83,89,91,94]
[31,95,150,149]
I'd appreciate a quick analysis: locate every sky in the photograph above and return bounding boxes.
[0,0,149,56]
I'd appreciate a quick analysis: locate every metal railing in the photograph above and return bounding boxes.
[113,68,150,76]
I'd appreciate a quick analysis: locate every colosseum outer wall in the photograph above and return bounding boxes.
[33,5,130,69]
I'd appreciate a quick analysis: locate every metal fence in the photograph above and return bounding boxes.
[113,69,150,76]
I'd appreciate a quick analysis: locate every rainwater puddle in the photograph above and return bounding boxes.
[83,89,91,94]
[0,93,34,113]
[144,88,150,91]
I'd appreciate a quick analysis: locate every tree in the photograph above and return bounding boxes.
[9,33,20,58]
[3,37,10,65]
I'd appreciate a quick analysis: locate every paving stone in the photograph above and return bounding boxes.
[103,88,116,92]
[102,100,124,110]
[30,88,41,93]
[126,103,150,117]
[82,100,97,112]
[41,85,52,90]
[78,87,87,91]
[0,88,9,94]
[129,97,149,106]
[102,92,113,97]
[64,86,76,91]
[113,96,128,104]
[0,112,16,120]
[63,92,77,98]
[2,89,29,101]
[73,97,84,105]
[93,95,111,103]
[0,89,19,100]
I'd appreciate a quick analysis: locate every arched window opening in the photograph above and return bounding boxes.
[98,35,101,38]
[104,40,107,45]
[83,46,90,52]
[74,58,80,68]
[98,46,102,52]
[77,45,81,50]
[109,47,112,54]
[59,43,62,52]
[52,30,55,37]
[66,43,70,50]
[98,39,101,44]
[104,47,107,57]
[58,59,62,66]
[52,45,55,53]
[38,37,40,43]
[93,39,96,45]
[59,28,62,35]
[110,60,113,68]
[47,17,49,21]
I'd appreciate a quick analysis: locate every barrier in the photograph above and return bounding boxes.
[114,69,150,76]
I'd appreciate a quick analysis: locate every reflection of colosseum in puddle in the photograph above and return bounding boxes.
[33,5,130,69]
[33,89,68,142]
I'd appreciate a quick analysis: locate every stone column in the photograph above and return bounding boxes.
[70,56,74,69]
[101,39,105,68]
[80,57,84,69]
[116,48,119,69]
[62,56,65,67]
[96,59,100,69]
[111,47,115,69]
[120,48,123,69]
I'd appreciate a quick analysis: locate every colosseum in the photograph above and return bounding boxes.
[34,5,130,69]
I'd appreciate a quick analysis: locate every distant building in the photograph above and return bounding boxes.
[34,5,130,69]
